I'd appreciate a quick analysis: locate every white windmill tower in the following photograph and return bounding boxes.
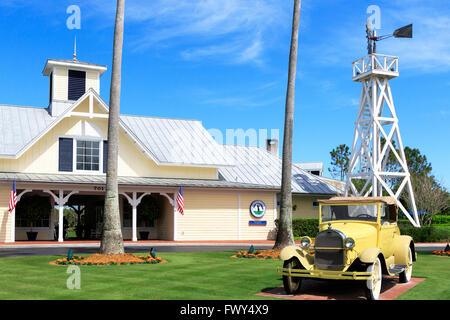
[345,22,421,227]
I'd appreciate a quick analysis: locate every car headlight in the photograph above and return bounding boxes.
[344,237,355,249]
[300,236,311,249]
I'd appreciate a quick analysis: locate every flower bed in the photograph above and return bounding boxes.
[432,250,450,257]
[50,253,168,266]
[232,249,280,260]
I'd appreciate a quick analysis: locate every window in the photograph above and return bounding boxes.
[380,204,397,224]
[76,140,100,171]
[321,204,378,222]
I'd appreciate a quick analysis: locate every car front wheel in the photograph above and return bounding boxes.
[365,257,382,300]
[282,258,303,295]
[399,247,413,283]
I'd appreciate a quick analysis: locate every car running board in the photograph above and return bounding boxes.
[389,265,406,274]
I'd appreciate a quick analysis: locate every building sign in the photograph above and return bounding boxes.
[250,200,266,218]
[249,221,267,226]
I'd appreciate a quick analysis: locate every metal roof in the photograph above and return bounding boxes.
[120,115,234,167]
[0,103,340,195]
[0,96,234,167]
[42,59,107,76]
[0,172,275,190]
[218,145,340,195]
[0,105,56,156]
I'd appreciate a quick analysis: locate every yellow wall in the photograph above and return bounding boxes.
[0,113,217,180]
[155,195,174,240]
[176,191,276,240]
[53,68,68,101]
[291,197,320,219]
[86,71,99,94]
[239,192,276,240]
[52,68,100,101]
[0,188,11,242]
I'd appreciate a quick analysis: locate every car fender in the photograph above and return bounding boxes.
[394,235,415,265]
[279,245,314,270]
[359,247,382,264]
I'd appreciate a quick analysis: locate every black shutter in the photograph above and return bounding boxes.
[103,140,108,173]
[68,70,86,100]
[59,138,73,172]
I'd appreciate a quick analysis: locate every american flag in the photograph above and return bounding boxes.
[176,186,184,215]
[9,180,17,212]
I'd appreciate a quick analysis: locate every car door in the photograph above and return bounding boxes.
[379,204,396,258]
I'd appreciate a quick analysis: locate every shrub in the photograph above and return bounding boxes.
[292,218,319,238]
[431,215,450,225]
[398,223,450,242]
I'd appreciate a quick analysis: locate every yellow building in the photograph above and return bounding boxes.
[0,57,342,243]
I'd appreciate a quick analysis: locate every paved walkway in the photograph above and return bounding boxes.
[0,240,446,258]
[256,277,426,300]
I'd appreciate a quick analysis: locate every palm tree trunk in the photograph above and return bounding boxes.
[100,0,125,255]
[274,0,301,250]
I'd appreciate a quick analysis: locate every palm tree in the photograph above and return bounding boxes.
[100,0,126,255]
[274,0,301,250]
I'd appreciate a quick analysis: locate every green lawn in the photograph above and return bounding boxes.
[0,251,448,300]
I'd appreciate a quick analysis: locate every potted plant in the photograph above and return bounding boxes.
[16,195,51,241]
[138,195,161,240]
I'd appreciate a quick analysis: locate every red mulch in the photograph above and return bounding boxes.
[49,253,167,266]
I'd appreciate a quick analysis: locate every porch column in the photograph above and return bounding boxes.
[43,190,78,242]
[120,192,151,242]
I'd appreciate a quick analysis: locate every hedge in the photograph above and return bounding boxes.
[398,223,450,242]
[292,218,319,238]
[431,215,450,225]
[399,214,450,225]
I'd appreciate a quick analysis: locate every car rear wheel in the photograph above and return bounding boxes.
[399,247,413,283]
[365,257,382,300]
[282,258,303,295]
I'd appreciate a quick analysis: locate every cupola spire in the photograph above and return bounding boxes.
[73,35,77,61]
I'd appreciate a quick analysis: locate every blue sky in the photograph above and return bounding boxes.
[0,0,448,187]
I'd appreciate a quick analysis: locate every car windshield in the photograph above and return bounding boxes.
[321,204,379,222]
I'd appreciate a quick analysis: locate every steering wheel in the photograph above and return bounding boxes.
[355,214,374,219]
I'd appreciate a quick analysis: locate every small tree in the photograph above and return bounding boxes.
[329,144,350,181]
[401,173,449,226]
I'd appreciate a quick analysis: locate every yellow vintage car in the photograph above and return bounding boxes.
[277,196,416,300]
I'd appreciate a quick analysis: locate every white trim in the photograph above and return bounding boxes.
[73,137,103,174]
[43,60,107,76]
[173,192,178,241]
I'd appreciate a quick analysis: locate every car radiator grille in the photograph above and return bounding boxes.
[314,230,345,271]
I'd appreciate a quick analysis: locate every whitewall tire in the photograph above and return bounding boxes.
[365,257,382,300]
[399,247,413,283]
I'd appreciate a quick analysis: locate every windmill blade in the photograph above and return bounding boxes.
[393,24,413,38]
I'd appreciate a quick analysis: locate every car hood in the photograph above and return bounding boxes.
[327,222,377,242]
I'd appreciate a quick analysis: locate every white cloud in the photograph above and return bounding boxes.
[87,0,290,65]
